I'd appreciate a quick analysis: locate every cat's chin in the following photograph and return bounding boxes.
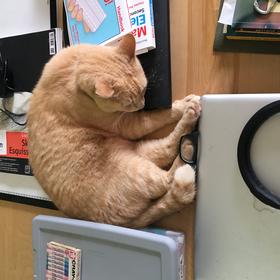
[123,106,144,113]
[95,101,143,113]
[123,102,145,112]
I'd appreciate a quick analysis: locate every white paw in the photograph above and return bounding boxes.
[174,164,195,187]
[173,164,196,204]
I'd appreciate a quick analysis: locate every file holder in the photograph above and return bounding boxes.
[33,215,181,280]
[0,1,60,208]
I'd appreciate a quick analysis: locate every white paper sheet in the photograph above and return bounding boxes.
[0,0,51,38]
[218,0,237,25]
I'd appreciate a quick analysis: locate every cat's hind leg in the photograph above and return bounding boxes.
[99,153,177,226]
[126,163,196,228]
[100,144,190,227]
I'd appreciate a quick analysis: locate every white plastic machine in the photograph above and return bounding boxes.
[195,94,280,280]
[0,0,52,39]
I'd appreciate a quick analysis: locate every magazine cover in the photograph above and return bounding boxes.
[128,0,156,54]
[64,0,132,45]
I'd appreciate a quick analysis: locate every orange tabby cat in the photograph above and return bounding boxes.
[27,34,201,228]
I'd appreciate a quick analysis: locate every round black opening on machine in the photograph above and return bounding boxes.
[237,100,280,209]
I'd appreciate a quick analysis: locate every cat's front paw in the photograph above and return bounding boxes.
[172,95,201,121]
[183,95,201,125]
[180,138,194,161]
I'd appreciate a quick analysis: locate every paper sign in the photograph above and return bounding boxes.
[218,0,237,25]
[0,131,31,175]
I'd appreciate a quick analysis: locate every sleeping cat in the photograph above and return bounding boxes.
[27,34,201,228]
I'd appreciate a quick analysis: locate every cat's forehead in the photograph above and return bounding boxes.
[90,45,146,87]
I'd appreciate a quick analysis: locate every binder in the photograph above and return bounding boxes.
[0,28,62,93]
[0,1,60,209]
[139,0,172,110]
[33,215,184,280]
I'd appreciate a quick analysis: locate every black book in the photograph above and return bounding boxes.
[138,0,172,110]
[0,28,62,94]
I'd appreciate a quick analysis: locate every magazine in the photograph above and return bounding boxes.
[64,0,132,45]
[128,0,156,54]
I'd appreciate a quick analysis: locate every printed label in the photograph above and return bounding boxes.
[49,31,56,55]
[0,130,7,155]
[0,131,33,176]
[179,255,184,280]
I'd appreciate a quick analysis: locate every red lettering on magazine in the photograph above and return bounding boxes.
[5,132,29,159]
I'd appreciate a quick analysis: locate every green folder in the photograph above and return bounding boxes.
[233,0,280,29]
[232,0,256,28]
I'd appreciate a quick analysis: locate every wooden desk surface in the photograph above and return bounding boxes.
[1,1,280,279]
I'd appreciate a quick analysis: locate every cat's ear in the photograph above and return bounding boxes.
[117,33,136,60]
[95,80,114,98]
